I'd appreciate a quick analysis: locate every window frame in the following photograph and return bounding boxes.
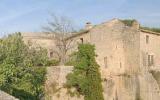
[146,35,149,44]
[148,54,154,66]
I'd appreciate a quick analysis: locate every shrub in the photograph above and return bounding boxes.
[46,59,59,66]
[65,52,77,66]
[66,44,104,100]
[0,33,47,100]
[140,26,160,33]
[121,19,136,26]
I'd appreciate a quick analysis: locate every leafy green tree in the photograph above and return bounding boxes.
[66,44,104,100]
[0,33,48,100]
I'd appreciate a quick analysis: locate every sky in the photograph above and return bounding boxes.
[0,0,160,35]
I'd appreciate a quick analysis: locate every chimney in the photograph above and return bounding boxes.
[85,22,93,30]
[132,20,140,29]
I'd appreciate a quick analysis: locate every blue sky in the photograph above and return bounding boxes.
[0,0,160,35]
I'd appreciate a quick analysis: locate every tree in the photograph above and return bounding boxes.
[43,14,75,65]
[66,44,104,100]
[0,33,48,100]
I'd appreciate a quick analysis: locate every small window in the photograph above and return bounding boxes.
[148,55,154,66]
[104,57,107,68]
[120,62,122,68]
[80,38,83,44]
[50,52,54,58]
[148,55,150,66]
[146,35,149,44]
[151,55,154,66]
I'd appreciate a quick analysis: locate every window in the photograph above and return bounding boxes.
[120,62,122,68]
[148,55,150,66]
[104,57,108,68]
[151,55,154,66]
[148,55,154,66]
[146,35,149,44]
[50,52,54,58]
[80,38,83,44]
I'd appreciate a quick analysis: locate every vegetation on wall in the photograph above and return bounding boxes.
[46,59,59,66]
[140,26,160,33]
[121,19,136,26]
[0,33,48,100]
[121,19,160,33]
[66,44,104,100]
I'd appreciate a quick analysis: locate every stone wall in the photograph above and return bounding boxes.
[45,66,83,100]
[67,19,160,100]
[0,90,18,100]
[22,32,57,58]
[138,30,160,100]
[23,19,160,100]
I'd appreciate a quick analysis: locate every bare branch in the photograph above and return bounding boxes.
[43,14,75,65]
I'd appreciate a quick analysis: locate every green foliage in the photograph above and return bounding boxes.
[140,26,160,33]
[121,19,160,33]
[121,19,136,26]
[66,44,104,100]
[64,53,77,66]
[0,33,48,100]
[64,60,76,66]
[46,59,59,66]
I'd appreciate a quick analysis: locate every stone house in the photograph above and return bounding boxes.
[22,19,160,100]
[22,32,56,58]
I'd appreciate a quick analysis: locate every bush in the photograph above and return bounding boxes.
[0,33,47,100]
[65,60,76,66]
[121,19,136,26]
[66,44,104,100]
[140,26,160,33]
[121,19,160,33]
[65,52,77,66]
[46,59,59,66]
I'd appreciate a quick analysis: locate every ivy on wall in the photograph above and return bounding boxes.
[66,44,104,100]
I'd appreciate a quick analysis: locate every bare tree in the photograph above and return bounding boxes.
[43,14,75,65]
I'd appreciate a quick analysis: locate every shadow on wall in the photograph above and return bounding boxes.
[150,71,160,89]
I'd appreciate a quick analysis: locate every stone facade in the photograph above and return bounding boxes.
[23,19,160,100]
[45,66,83,100]
[22,32,57,58]
[66,19,160,100]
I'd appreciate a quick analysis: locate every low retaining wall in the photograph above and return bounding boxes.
[45,66,83,100]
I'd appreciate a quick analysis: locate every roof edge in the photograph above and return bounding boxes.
[140,29,160,36]
[65,30,89,40]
